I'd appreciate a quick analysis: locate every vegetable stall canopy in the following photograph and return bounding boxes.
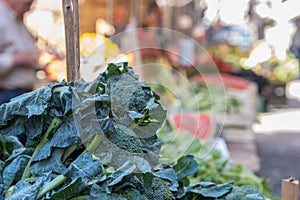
[0,63,265,199]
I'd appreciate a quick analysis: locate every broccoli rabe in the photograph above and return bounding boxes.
[106,126,144,154]
[114,188,142,200]
[144,177,173,200]
[108,73,151,127]
[128,88,150,113]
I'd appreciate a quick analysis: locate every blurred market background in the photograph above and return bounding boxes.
[22,0,300,198]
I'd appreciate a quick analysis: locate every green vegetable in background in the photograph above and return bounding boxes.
[158,129,278,200]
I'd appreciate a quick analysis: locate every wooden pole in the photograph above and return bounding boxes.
[62,0,80,81]
[282,177,299,200]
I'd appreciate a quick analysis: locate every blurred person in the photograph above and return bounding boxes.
[143,1,162,27]
[0,0,42,105]
[111,3,129,48]
[136,2,184,86]
[138,2,167,62]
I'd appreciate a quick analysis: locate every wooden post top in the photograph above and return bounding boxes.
[282,177,299,200]
[62,0,80,82]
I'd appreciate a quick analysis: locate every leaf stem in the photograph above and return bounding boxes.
[80,133,104,156]
[62,144,78,163]
[36,174,67,199]
[37,134,104,198]
[22,117,62,179]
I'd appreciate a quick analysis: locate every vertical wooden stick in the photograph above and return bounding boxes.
[63,0,80,81]
[282,177,299,200]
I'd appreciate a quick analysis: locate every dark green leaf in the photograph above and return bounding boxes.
[0,86,51,126]
[7,173,51,200]
[25,116,44,140]
[3,155,30,191]
[104,63,123,77]
[0,189,3,200]
[69,195,91,200]
[0,117,26,137]
[30,148,66,177]
[143,142,161,167]
[108,161,136,187]
[50,177,83,200]
[4,148,33,165]
[130,156,152,173]
[89,183,111,199]
[174,155,198,180]
[65,153,103,184]
[128,111,144,120]
[33,116,79,162]
[0,83,68,140]
[142,172,154,190]
[187,182,234,198]
[6,181,39,200]
[225,186,266,200]
[0,161,3,199]
[153,167,178,192]
[0,135,23,160]
[49,85,73,117]
[0,82,67,125]
[132,102,166,140]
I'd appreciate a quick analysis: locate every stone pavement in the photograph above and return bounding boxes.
[225,80,300,198]
[225,119,300,198]
[256,132,300,198]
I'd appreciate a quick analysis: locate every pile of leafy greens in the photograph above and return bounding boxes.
[0,63,265,199]
[158,129,278,200]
